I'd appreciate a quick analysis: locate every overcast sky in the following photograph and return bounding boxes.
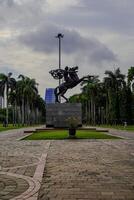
[0,0,134,98]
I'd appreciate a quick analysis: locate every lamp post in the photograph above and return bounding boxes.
[55,33,64,103]
[55,33,64,86]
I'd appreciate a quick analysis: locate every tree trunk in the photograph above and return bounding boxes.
[93,103,96,125]
[14,100,17,126]
[5,83,8,126]
[91,97,94,125]
[22,97,25,125]
[88,100,90,125]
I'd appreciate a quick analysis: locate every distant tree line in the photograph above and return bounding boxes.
[0,73,45,126]
[69,67,134,125]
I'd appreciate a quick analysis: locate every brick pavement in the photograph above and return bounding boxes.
[108,129,134,139]
[38,138,134,200]
[0,173,29,200]
[0,127,134,200]
[0,126,50,200]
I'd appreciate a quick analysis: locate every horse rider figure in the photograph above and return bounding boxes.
[68,66,79,86]
[63,66,79,87]
[49,66,91,103]
[63,66,72,84]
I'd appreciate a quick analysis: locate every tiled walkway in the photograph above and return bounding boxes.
[0,127,50,200]
[0,127,134,200]
[38,128,134,200]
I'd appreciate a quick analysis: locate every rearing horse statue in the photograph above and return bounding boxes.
[49,66,91,103]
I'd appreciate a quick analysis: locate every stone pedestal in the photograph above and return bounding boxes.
[46,103,82,128]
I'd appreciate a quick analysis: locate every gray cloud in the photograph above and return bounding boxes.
[76,0,134,33]
[0,0,15,6]
[18,24,117,64]
[0,0,133,97]
[45,0,134,35]
[0,0,46,30]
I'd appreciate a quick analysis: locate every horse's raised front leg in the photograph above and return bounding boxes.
[60,88,68,103]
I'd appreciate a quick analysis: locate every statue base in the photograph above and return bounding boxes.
[46,103,82,128]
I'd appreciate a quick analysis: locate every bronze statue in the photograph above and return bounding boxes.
[49,66,91,103]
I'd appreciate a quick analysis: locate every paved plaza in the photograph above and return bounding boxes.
[0,127,134,200]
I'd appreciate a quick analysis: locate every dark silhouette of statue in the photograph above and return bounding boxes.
[49,66,91,103]
[63,66,72,83]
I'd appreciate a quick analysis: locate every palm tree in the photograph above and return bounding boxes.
[9,90,17,125]
[81,76,100,125]
[127,67,134,124]
[0,72,46,126]
[104,68,125,124]
[34,94,46,124]
[128,66,134,91]
[0,72,16,126]
[24,77,38,124]
[16,75,38,125]
[16,75,25,125]
[69,68,133,125]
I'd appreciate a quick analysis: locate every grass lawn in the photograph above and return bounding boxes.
[97,125,134,132]
[23,130,120,140]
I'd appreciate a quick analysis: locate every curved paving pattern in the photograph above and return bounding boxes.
[0,127,50,200]
[0,173,29,200]
[0,126,134,200]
